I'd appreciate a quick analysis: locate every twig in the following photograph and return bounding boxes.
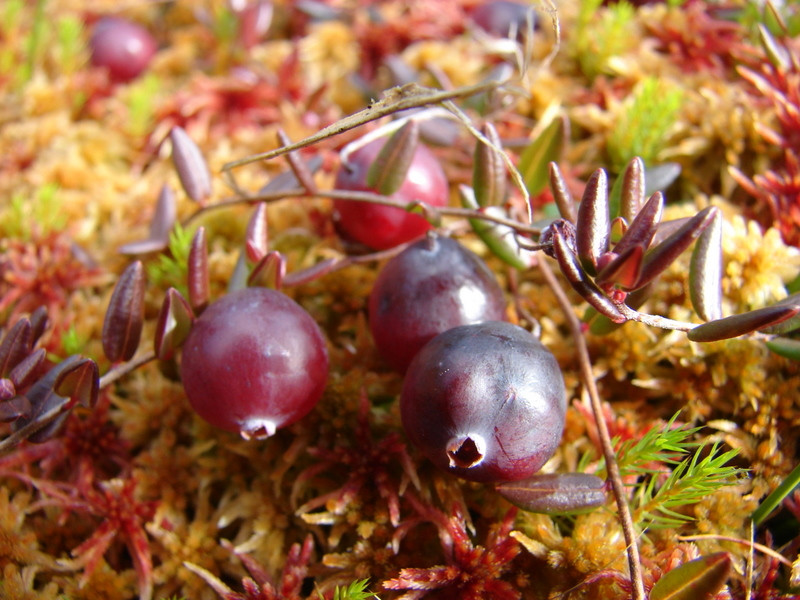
[538,257,645,600]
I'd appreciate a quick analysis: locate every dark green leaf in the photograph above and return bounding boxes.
[519,116,567,197]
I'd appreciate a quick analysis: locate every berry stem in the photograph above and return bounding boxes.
[537,257,645,600]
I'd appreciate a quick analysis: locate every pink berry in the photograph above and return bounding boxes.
[181,287,329,439]
[333,138,449,250]
[89,17,157,82]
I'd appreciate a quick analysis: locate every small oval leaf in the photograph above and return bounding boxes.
[473,122,506,207]
[365,120,420,196]
[619,156,645,223]
[102,261,146,362]
[575,169,610,275]
[247,251,286,290]
[461,186,531,269]
[548,162,576,222]
[8,348,46,390]
[54,357,99,409]
[496,473,607,513]
[0,319,32,377]
[170,126,212,203]
[188,226,209,312]
[765,336,800,361]
[245,202,269,264]
[154,288,195,361]
[688,304,800,342]
[689,208,723,322]
[519,116,567,197]
[649,552,731,600]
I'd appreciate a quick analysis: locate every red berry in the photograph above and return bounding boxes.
[333,138,448,250]
[400,321,566,483]
[181,287,328,439]
[368,233,506,372]
[89,17,157,82]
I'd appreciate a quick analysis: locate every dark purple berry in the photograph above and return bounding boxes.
[89,17,157,82]
[333,138,448,250]
[400,321,566,483]
[368,234,506,373]
[181,287,328,439]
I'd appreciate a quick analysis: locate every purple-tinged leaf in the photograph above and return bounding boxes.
[765,337,800,361]
[154,288,195,361]
[548,162,576,222]
[8,348,46,390]
[29,306,49,345]
[277,129,317,194]
[0,318,32,377]
[588,282,655,335]
[552,230,625,323]
[365,120,419,196]
[473,122,506,207]
[248,251,286,290]
[258,156,323,194]
[102,261,146,362]
[614,191,663,258]
[245,203,269,264]
[649,552,731,600]
[282,258,338,287]
[496,473,607,513]
[619,157,645,223]
[758,293,800,334]
[118,184,177,255]
[635,206,718,291]
[689,208,723,322]
[12,355,83,443]
[0,379,15,401]
[170,126,212,204]
[54,357,99,409]
[575,169,610,275]
[539,218,577,260]
[188,226,209,313]
[595,245,644,290]
[688,304,800,342]
[518,116,567,197]
[0,394,30,422]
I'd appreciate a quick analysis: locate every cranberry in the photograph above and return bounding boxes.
[400,321,566,483]
[333,137,449,250]
[180,287,328,439]
[368,233,506,372]
[471,1,535,38]
[89,17,157,82]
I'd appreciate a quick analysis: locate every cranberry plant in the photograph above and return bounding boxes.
[2,3,800,600]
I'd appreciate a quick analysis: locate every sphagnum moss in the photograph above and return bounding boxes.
[3,1,800,599]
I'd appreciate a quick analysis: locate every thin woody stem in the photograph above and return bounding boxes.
[182,188,541,235]
[538,257,645,600]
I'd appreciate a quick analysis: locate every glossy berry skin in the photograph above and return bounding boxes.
[333,138,448,250]
[368,234,506,373]
[401,321,566,483]
[90,18,157,82]
[181,287,328,439]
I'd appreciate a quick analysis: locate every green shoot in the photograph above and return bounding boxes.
[146,224,194,294]
[125,73,161,138]
[1,183,66,238]
[606,77,684,172]
[56,13,85,75]
[316,579,377,600]
[632,442,740,530]
[57,325,90,358]
[574,0,637,79]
